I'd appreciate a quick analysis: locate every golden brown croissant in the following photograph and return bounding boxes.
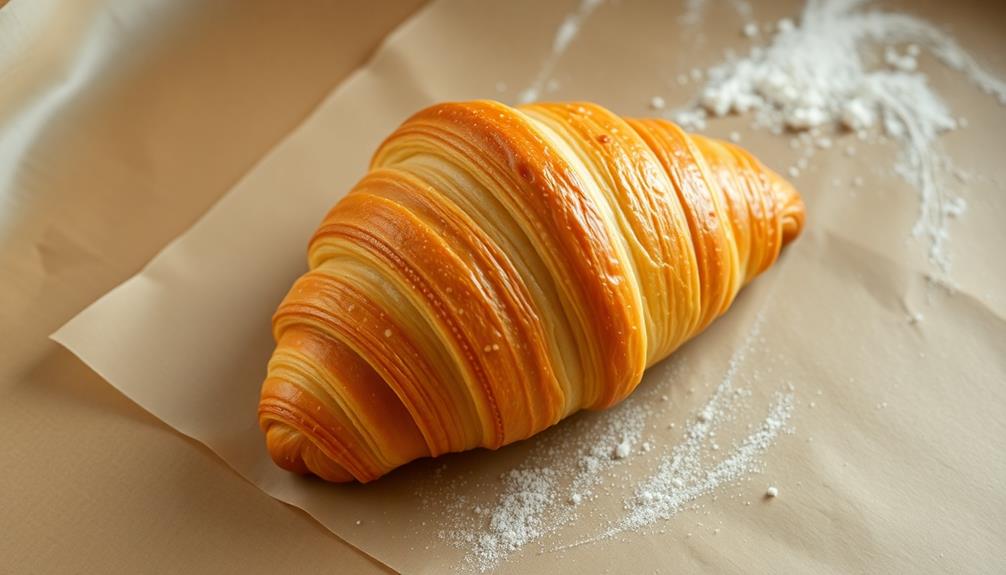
[259,101,804,483]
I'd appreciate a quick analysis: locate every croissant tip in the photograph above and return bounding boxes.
[263,420,357,483]
[782,202,805,245]
[767,171,805,246]
[780,190,806,246]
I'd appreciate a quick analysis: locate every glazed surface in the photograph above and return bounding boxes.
[259,101,804,482]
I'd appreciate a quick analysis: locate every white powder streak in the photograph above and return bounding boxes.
[682,0,753,30]
[595,393,793,541]
[556,314,795,548]
[437,313,795,571]
[440,388,650,572]
[680,0,707,27]
[729,0,754,23]
[518,0,603,104]
[675,0,1005,274]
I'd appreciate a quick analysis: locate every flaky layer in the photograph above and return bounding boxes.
[259,101,805,482]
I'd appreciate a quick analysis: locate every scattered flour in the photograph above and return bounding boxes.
[731,0,754,25]
[612,438,633,459]
[434,380,651,572]
[680,0,706,27]
[682,0,753,27]
[601,393,792,540]
[518,0,604,104]
[671,0,1006,275]
[431,313,796,572]
[558,313,795,548]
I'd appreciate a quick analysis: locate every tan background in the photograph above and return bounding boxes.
[3,0,1005,573]
[0,1,422,572]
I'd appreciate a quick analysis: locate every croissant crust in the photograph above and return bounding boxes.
[259,101,805,482]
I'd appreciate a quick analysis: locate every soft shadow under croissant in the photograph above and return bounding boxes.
[258,100,805,483]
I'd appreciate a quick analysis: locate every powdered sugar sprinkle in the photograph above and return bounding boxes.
[517,0,604,104]
[429,312,796,572]
[673,0,1005,275]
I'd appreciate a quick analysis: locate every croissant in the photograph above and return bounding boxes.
[259,101,804,483]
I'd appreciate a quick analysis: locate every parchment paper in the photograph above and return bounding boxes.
[1,1,424,572]
[53,0,1006,572]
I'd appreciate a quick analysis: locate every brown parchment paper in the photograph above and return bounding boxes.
[52,0,1006,573]
[1,0,420,573]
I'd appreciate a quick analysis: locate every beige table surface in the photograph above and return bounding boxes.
[3,0,1005,573]
[0,1,422,572]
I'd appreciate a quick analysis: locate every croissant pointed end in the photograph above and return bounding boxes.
[263,420,356,483]
[773,175,806,246]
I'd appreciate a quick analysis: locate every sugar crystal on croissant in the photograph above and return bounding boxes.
[259,101,805,483]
